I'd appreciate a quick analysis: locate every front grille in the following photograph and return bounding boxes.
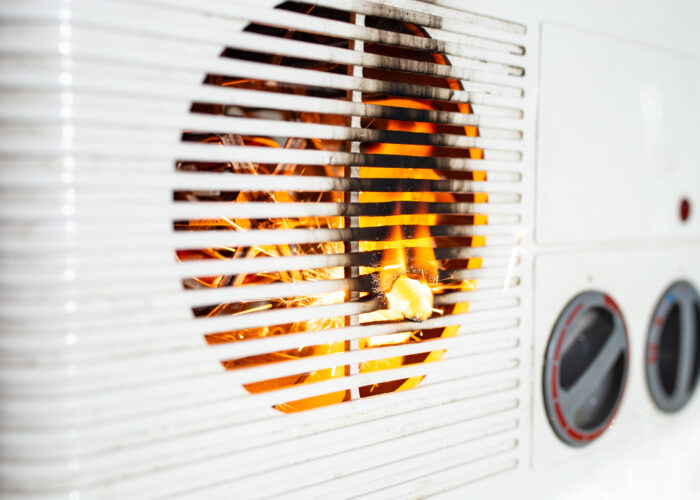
[0,0,529,497]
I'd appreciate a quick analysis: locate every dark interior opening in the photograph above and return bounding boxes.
[690,303,700,391]
[659,303,681,396]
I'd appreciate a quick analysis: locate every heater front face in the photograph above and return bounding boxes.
[1,0,700,499]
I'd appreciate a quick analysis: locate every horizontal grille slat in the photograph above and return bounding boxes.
[2,87,524,125]
[0,278,520,319]
[1,304,522,352]
[0,165,524,190]
[1,133,523,161]
[0,200,522,221]
[0,225,520,252]
[0,252,515,286]
[2,172,523,194]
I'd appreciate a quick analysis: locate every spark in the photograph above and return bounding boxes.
[216,246,238,255]
[639,402,655,414]
[252,246,276,257]
[232,304,273,315]
[223,217,247,232]
[503,245,520,295]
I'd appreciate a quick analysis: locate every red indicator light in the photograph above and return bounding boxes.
[680,198,691,222]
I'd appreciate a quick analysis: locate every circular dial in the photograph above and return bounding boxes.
[646,281,700,412]
[543,291,629,446]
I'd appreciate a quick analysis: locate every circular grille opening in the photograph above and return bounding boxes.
[172,2,518,412]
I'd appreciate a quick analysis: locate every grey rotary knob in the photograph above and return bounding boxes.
[646,281,700,413]
[543,291,629,446]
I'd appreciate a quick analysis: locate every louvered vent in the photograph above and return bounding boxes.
[176,1,525,414]
[0,0,528,497]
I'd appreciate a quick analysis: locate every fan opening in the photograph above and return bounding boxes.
[174,2,488,412]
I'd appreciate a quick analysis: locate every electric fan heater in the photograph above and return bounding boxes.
[1,0,700,498]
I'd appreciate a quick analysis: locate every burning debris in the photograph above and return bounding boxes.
[386,275,434,322]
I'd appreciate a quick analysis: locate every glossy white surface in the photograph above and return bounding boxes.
[537,23,700,245]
